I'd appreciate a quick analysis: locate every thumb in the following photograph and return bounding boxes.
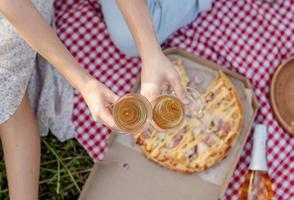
[140,83,161,102]
[105,89,119,103]
[97,105,117,129]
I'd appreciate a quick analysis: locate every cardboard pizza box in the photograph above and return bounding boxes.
[79,48,259,200]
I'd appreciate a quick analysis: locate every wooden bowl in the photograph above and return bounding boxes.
[270,56,294,135]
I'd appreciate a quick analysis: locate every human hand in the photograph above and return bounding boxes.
[140,51,189,103]
[79,79,119,129]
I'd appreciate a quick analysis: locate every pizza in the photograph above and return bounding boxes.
[133,59,243,173]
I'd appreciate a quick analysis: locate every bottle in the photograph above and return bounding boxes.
[239,124,274,200]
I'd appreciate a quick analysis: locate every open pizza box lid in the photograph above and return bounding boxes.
[79,48,259,200]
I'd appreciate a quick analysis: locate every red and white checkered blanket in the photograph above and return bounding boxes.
[54,0,294,199]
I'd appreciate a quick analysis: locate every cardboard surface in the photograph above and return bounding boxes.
[80,142,219,200]
[79,48,259,200]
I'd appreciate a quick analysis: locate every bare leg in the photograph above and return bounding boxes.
[0,91,40,200]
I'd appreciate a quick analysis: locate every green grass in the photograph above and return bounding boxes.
[0,135,93,200]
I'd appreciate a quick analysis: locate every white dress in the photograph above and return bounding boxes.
[0,0,75,141]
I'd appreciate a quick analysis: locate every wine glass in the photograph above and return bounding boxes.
[112,94,152,134]
[151,86,204,131]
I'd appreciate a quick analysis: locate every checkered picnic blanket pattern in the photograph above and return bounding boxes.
[54,0,294,199]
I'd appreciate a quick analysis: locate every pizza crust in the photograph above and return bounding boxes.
[134,59,243,173]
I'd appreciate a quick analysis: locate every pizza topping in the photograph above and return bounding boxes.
[152,139,161,149]
[173,134,183,147]
[193,125,205,137]
[197,142,209,156]
[220,120,231,133]
[182,125,190,132]
[184,148,196,159]
[214,87,222,95]
[166,133,182,149]
[202,113,212,125]
[205,92,215,103]
[209,118,222,133]
[167,125,189,149]
[158,149,168,161]
[194,145,198,155]
[166,142,173,149]
[184,145,199,160]
[189,159,198,168]
[158,132,166,141]
[209,120,215,129]
[202,134,217,147]
[217,131,226,139]
[142,128,153,139]
[215,119,222,132]
[136,137,144,145]
[232,112,239,119]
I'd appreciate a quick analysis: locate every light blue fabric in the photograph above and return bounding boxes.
[100,0,212,57]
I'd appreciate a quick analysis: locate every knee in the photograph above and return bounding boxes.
[100,0,139,57]
[108,28,139,57]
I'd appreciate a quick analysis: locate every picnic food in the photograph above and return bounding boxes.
[133,59,243,173]
[113,94,152,133]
